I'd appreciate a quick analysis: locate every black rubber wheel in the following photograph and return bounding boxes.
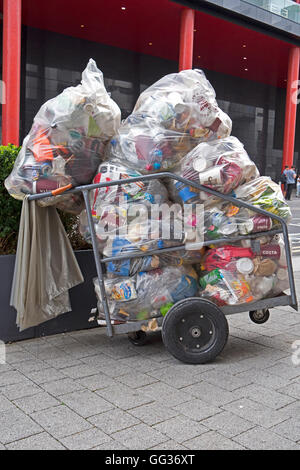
[128,330,147,346]
[249,309,270,324]
[161,298,229,364]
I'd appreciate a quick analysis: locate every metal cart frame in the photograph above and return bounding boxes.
[28,172,298,358]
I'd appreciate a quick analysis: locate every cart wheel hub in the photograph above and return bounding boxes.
[256,311,265,319]
[190,327,201,338]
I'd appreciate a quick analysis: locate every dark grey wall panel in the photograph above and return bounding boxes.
[0,251,98,343]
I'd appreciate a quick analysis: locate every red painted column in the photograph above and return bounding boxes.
[2,0,22,146]
[179,8,195,71]
[282,47,300,171]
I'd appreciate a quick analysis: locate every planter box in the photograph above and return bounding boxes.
[0,250,98,343]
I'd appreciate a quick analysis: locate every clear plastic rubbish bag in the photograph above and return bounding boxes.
[5,59,121,214]
[198,235,289,306]
[168,137,259,203]
[234,176,291,221]
[106,69,232,173]
[94,265,199,322]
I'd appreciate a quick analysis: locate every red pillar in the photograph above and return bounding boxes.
[179,9,195,71]
[2,0,22,146]
[282,47,300,171]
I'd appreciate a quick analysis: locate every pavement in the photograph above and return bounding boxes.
[1,200,300,451]
[0,278,300,450]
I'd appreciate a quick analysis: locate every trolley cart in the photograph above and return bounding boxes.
[28,173,298,364]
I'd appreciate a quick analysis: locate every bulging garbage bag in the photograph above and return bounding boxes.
[5,59,121,214]
[106,69,232,173]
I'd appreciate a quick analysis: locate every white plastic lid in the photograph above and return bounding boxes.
[236,257,254,274]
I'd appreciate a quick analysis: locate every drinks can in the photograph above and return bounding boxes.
[32,179,60,193]
[178,185,199,203]
[252,215,272,232]
[239,220,254,235]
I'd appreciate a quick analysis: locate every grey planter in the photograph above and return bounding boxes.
[0,250,98,343]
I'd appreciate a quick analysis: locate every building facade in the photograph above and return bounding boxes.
[1,0,300,180]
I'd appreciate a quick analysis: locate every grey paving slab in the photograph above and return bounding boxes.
[118,356,168,373]
[271,418,300,443]
[277,382,300,399]
[24,367,66,385]
[13,392,60,414]
[44,333,80,347]
[76,373,116,391]
[279,400,300,418]
[223,398,290,429]
[197,370,252,392]
[184,430,245,450]
[149,440,188,450]
[13,358,47,374]
[59,364,101,379]
[233,426,300,450]
[95,384,153,411]
[0,407,42,445]
[182,381,244,407]
[58,344,98,360]
[5,350,37,365]
[237,384,296,410]
[95,344,137,361]
[92,440,128,450]
[0,364,12,373]
[172,399,222,422]
[0,370,28,387]
[128,402,179,426]
[41,377,85,396]
[60,427,112,450]
[29,346,67,361]
[80,356,133,378]
[112,423,169,450]
[201,411,255,438]
[60,390,115,418]
[236,368,292,390]
[0,394,15,412]
[116,372,158,389]
[146,365,201,389]
[43,356,83,370]
[137,382,193,408]
[88,408,140,434]
[5,432,65,450]
[154,416,208,443]
[0,380,42,401]
[31,405,92,439]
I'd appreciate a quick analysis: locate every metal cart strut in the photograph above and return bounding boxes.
[28,172,298,364]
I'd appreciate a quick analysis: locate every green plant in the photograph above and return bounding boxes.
[58,210,90,251]
[0,144,90,255]
[0,144,22,254]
